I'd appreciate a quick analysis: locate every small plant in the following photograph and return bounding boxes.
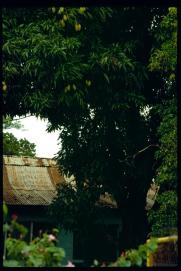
[109,238,158,267]
[90,238,158,267]
[3,203,65,267]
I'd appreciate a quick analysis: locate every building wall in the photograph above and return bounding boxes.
[58,229,73,265]
[6,206,122,266]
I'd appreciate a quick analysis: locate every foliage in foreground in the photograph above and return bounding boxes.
[91,238,158,267]
[3,202,158,267]
[3,203,65,267]
[110,238,158,267]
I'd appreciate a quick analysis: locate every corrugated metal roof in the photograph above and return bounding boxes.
[3,155,65,205]
[96,193,118,209]
[3,155,118,208]
[3,156,57,167]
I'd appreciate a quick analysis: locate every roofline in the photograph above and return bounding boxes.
[3,155,56,160]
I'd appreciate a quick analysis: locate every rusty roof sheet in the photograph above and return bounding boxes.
[3,155,118,209]
[96,193,118,209]
[3,155,65,206]
[3,155,57,167]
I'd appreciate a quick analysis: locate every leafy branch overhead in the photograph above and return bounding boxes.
[3,7,148,118]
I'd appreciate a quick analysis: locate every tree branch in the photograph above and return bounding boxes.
[133,144,159,159]
[118,144,159,165]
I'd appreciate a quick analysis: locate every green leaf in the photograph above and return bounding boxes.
[118,258,131,267]
[135,256,142,266]
[3,260,21,267]
[3,202,8,217]
[147,238,158,252]
[3,223,10,232]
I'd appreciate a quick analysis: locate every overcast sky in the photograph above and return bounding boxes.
[8,116,60,158]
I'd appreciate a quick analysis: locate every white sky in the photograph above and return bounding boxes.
[8,116,60,158]
[7,105,151,159]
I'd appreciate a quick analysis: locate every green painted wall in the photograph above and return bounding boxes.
[58,229,73,265]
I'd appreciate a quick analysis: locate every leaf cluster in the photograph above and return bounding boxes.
[148,190,177,237]
[147,8,177,237]
[3,204,65,267]
[3,116,36,157]
[148,7,177,80]
[109,238,158,267]
[3,132,36,157]
[3,116,23,130]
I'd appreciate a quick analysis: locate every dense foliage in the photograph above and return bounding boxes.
[2,6,177,250]
[147,7,177,237]
[3,116,36,157]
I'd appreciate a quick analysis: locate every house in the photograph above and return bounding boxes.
[3,155,122,266]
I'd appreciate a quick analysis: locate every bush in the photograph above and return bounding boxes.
[110,238,158,267]
[3,203,65,267]
[91,238,158,267]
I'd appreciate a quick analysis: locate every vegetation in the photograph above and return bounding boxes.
[147,7,177,237]
[3,116,36,157]
[91,238,158,267]
[2,6,177,252]
[3,203,65,267]
[110,238,158,267]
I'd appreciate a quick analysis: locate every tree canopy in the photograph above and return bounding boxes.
[3,116,36,157]
[2,6,177,249]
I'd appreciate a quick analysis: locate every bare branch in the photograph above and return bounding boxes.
[118,144,159,165]
[133,144,159,159]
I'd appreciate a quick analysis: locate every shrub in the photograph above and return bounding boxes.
[3,203,65,267]
[110,238,158,267]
